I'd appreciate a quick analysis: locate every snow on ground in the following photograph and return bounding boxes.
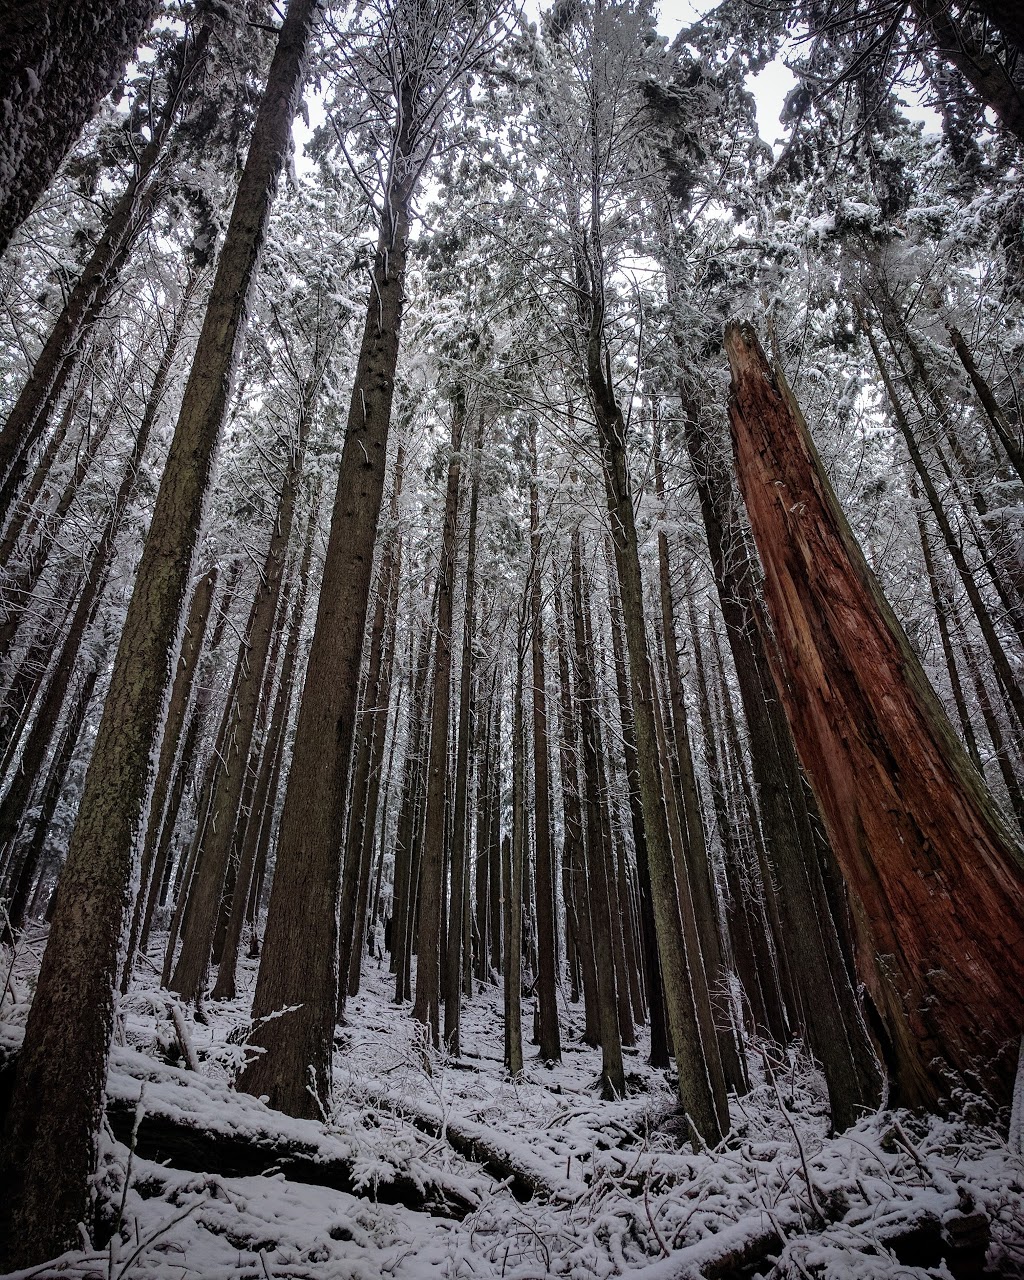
[2,933,1024,1278]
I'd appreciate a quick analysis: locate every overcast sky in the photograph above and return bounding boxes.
[657,0,941,151]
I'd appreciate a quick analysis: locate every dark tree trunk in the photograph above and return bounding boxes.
[571,536,625,1097]
[240,81,420,1115]
[910,0,1024,145]
[586,338,725,1143]
[687,592,788,1045]
[121,565,217,991]
[216,516,316,1001]
[347,480,404,1002]
[393,598,434,1003]
[444,420,482,1054]
[338,452,404,1011]
[414,410,464,1044]
[0,27,210,520]
[141,566,240,965]
[0,269,199,666]
[2,665,99,938]
[527,421,561,1064]
[672,364,883,1132]
[0,356,172,870]
[726,320,1024,1108]
[650,486,746,1093]
[170,378,311,1003]
[603,553,669,1067]
[865,315,1024,730]
[946,324,1024,487]
[0,0,160,255]
[505,646,525,1077]
[0,6,319,1264]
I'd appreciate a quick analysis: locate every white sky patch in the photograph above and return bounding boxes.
[657,0,941,148]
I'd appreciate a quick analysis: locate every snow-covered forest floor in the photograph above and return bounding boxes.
[2,932,1023,1279]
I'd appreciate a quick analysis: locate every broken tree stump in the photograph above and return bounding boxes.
[724,319,1024,1110]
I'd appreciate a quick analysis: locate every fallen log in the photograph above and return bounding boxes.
[629,1202,989,1280]
[0,1026,478,1219]
[367,1087,588,1203]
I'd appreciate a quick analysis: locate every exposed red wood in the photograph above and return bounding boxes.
[725,320,1024,1108]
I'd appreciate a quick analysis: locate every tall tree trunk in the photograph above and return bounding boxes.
[216,515,316,1001]
[1,664,99,939]
[555,581,604,1050]
[0,26,211,519]
[649,473,745,1092]
[0,6,319,1264]
[121,565,218,991]
[348,526,404,1000]
[687,591,788,1045]
[911,475,986,775]
[586,341,725,1142]
[671,365,883,1132]
[414,409,464,1043]
[487,686,504,978]
[138,566,240,964]
[393,600,435,1003]
[444,420,482,1054]
[339,451,404,1012]
[505,646,525,1077]
[863,314,1024,731]
[528,421,561,1064]
[910,0,1024,145]
[571,535,625,1096]
[0,370,89,592]
[473,681,493,983]
[0,269,199,664]
[0,364,170,868]
[603,553,669,1067]
[0,0,160,255]
[946,323,1024,487]
[170,379,312,1003]
[240,81,421,1112]
[726,319,1024,1107]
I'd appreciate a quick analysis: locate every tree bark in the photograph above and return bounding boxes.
[338,457,404,1010]
[553,583,600,1043]
[392,600,435,1003]
[864,315,1024,732]
[586,349,725,1142]
[726,319,1024,1107]
[347,466,404,1002]
[239,69,420,1115]
[121,567,218,991]
[170,378,312,1003]
[216,516,316,1001]
[672,363,883,1132]
[946,324,1024,488]
[414,409,464,1043]
[527,421,561,1064]
[0,269,199,666]
[910,0,1024,145]
[0,26,210,519]
[0,6,319,1264]
[571,535,625,1097]
[0,0,160,255]
[444,420,482,1054]
[1,664,99,939]
[505,647,525,1077]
